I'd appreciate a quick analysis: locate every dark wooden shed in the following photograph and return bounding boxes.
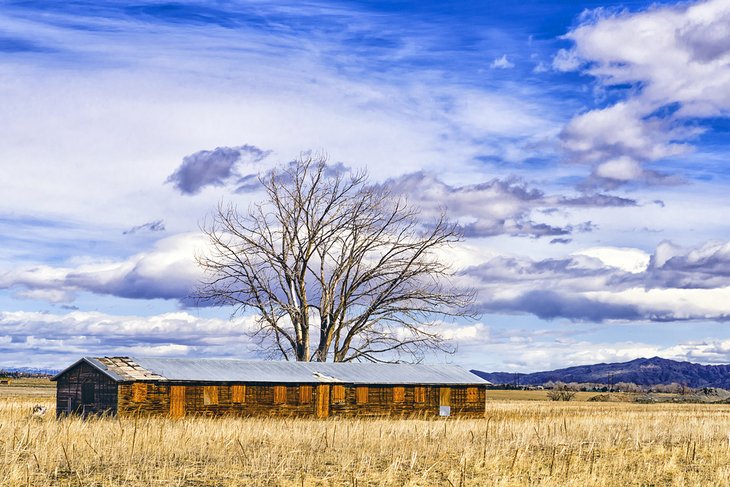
[52,356,489,419]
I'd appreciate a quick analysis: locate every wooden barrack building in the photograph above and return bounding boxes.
[52,357,489,418]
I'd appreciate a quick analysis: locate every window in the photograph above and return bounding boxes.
[466,387,478,404]
[332,385,345,404]
[299,385,313,404]
[204,386,219,405]
[414,386,426,404]
[356,386,368,404]
[274,385,287,404]
[393,386,405,403]
[132,383,147,403]
[81,382,95,404]
[231,385,246,404]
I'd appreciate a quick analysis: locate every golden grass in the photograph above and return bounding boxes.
[485,389,602,402]
[0,378,55,399]
[3,393,730,486]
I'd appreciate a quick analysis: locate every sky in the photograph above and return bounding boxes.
[2,0,730,371]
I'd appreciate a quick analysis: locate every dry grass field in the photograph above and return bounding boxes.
[485,389,602,402]
[2,381,730,486]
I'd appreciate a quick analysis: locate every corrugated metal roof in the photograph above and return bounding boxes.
[65,356,488,385]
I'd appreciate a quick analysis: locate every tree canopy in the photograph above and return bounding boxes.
[197,155,475,362]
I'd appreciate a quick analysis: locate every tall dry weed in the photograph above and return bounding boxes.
[1,397,730,486]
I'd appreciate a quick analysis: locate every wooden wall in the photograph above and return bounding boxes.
[117,382,487,419]
[55,362,118,418]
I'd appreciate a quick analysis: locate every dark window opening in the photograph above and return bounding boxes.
[81,382,95,404]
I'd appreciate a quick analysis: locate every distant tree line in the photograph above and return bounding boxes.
[491,381,699,395]
[0,370,52,379]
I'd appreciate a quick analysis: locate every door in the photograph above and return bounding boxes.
[315,384,330,418]
[170,385,185,418]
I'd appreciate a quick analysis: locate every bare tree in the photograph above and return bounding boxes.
[546,382,577,401]
[196,155,475,362]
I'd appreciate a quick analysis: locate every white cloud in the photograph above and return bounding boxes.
[490,54,514,69]
[0,233,204,303]
[558,0,730,186]
[572,246,650,273]
[470,336,730,372]
[465,239,730,322]
[551,48,581,71]
[584,286,730,321]
[0,4,562,240]
[0,309,261,369]
[385,171,634,239]
[594,156,645,181]
[533,61,549,73]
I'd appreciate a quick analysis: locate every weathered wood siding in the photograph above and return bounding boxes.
[116,382,487,418]
[55,362,118,417]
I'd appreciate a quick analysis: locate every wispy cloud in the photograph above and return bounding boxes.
[123,220,166,235]
[490,54,514,69]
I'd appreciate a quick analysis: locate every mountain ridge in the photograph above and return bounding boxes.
[471,357,730,389]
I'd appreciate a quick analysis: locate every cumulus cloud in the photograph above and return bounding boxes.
[4,306,730,371]
[561,102,691,188]
[166,144,271,195]
[384,171,634,238]
[463,239,730,322]
[646,240,730,289]
[0,309,497,369]
[0,310,261,369]
[0,233,204,304]
[7,214,730,326]
[573,247,650,273]
[558,0,730,187]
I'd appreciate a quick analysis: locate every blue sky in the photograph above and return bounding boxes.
[2,0,730,370]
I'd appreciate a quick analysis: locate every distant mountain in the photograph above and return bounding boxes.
[1,366,59,376]
[471,357,730,389]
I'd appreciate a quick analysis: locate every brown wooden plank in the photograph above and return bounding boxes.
[170,385,185,418]
[299,385,312,404]
[332,385,345,404]
[466,386,478,403]
[316,385,330,418]
[393,386,405,403]
[439,387,451,407]
[273,385,287,404]
[231,384,245,403]
[113,382,485,419]
[203,385,219,405]
[132,382,147,403]
[414,386,426,403]
[356,386,368,404]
